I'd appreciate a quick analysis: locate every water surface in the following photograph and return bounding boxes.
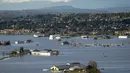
[0,35,130,73]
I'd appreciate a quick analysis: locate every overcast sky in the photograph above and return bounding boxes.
[0,0,130,10]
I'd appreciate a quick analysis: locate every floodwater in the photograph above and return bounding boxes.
[0,35,130,73]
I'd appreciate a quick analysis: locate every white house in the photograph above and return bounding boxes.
[33,34,44,38]
[55,36,61,40]
[49,35,54,40]
[31,50,51,56]
[118,36,128,39]
[30,49,59,56]
[49,35,61,40]
[81,35,88,39]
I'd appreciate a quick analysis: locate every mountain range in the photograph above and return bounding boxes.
[0,6,130,17]
[101,6,130,12]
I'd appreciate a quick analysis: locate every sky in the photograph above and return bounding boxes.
[0,0,130,10]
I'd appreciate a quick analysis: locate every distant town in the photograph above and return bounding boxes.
[0,12,130,36]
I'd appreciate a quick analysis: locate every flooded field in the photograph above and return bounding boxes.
[0,35,130,73]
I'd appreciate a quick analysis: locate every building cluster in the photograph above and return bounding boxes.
[0,29,34,34]
[0,12,130,35]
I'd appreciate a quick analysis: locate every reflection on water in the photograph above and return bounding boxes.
[0,35,130,73]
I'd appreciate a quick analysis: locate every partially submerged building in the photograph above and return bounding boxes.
[118,36,128,39]
[49,35,61,41]
[30,49,59,56]
[50,62,86,72]
[50,61,100,73]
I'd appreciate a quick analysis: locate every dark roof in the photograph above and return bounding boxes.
[44,49,52,52]
[69,62,86,69]
[55,65,71,70]
[69,62,81,65]
[33,49,40,52]
[55,63,85,70]
[62,41,70,44]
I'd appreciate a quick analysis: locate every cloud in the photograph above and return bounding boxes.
[0,0,31,3]
[49,0,71,2]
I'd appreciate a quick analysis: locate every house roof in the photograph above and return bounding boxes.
[55,65,71,70]
[33,49,40,52]
[33,49,50,52]
[68,62,81,65]
[67,62,85,67]
[44,49,52,52]
[54,63,86,70]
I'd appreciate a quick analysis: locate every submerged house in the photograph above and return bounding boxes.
[50,62,86,72]
[49,35,61,41]
[50,61,101,73]
[118,36,128,39]
[30,49,59,56]
[7,47,31,57]
[51,65,71,71]
[81,35,89,39]
[33,34,44,38]
[31,50,51,56]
